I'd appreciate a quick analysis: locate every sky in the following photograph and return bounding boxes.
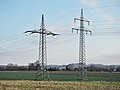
[0,0,120,65]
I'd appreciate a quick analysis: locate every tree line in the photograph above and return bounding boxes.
[0,63,120,72]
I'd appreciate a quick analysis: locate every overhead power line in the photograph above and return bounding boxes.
[0,34,23,43]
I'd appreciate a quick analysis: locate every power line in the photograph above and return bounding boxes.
[86,4,120,9]
[91,19,120,22]
[46,4,120,26]
[90,27,120,30]
[0,33,23,43]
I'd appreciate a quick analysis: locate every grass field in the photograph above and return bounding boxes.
[0,71,120,90]
[0,80,120,90]
[0,71,120,81]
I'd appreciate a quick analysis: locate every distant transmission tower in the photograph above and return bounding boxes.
[72,9,92,80]
[25,14,59,80]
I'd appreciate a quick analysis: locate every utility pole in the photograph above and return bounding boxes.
[25,14,59,80]
[72,9,92,80]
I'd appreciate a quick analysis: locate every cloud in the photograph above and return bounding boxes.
[48,22,69,33]
[103,15,117,25]
[0,47,8,56]
[58,11,66,16]
[80,0,99,7]
[90,54,120,65]
[109,0,120,5]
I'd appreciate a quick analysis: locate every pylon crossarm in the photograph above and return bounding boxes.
[46,31,60,36]
[85,20,90,25]
[74,18,81,23]
[25,30,59,36]
[83,30,92,35]
[72,28,80,33]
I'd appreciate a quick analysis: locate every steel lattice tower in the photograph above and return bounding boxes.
[72,9,92,80]
[25,14,59,80]
[36,14,49,80]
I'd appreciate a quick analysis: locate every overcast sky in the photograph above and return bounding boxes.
[0,0,120,65]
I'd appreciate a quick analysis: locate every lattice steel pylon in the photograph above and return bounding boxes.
[25,14,59,80]
[72,9,92,80]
